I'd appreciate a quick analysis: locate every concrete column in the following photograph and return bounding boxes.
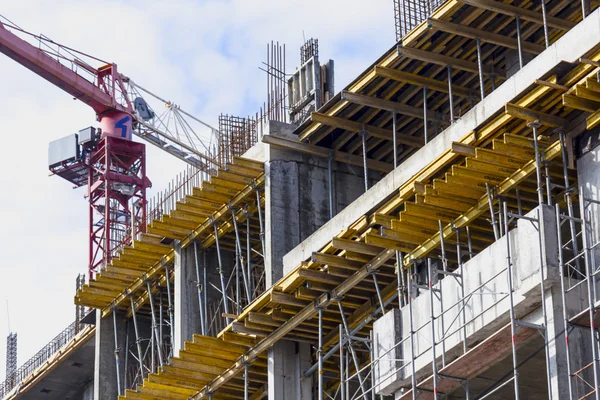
[268,340,312,400]
[265,158,301,288]
[174,241,201,356]
[93,310,126,400]
[578,144,600,266]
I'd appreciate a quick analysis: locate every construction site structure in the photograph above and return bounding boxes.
[3,1,600,399]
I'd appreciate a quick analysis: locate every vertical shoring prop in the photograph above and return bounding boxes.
[370,330,376,400]
[541,0,550,48]
[231,207,251,304]
[145,280,164,367]
[328,150,335,219]
[340,324,345,400]
[245,206,253,301]
[112,307,122,395]
[255,188,266,256]
[337,301,368,398]
[476,38,485,101]
[393,111,398,168]
[545,164,553,206]
[193,241,207,336]
[372,271,386,315]
[559,132,581,271]
[466,227,474,259]
[396,251,404,308]
[203,251,208,335]
[423,86,429,143]
[529,121,545,205]
[164,265,175,358]
[318,308,324,400]
[159,290,163,354]
[244,362,249,400]
[579,191,600,400]
[360,125,369,192]
[129,294,146,382]
[486,183,500,240]
[503,201,520,400]
[427,259,439,399]
[516,15,524,69]
[582,0,589,18]
[409,263,418,400]
[556,205,575,399]
[454,225,468,355]
[438,222,447,367]
[535,209,553,399]
[448,66,455,123]
[213,220,232,324]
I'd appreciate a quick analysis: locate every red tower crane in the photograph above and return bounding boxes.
[0,18,220,278]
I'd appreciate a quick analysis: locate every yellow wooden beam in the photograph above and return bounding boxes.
[505,103,568,127]
[311,112,424,147]
[428,18,545,54]
[374,66,472,98]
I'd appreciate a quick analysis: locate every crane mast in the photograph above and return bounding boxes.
[0,19,217,278]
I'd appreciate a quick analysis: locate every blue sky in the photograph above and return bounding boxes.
[0,0,394,378]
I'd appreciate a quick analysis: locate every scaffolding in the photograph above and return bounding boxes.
[65,1,600,399]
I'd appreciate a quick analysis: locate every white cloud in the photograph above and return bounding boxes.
[0,0,394,379]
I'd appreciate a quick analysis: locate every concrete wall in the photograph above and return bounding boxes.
[373,205,560,395]
[578,144,600,266]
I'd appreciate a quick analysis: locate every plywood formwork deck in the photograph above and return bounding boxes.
[75,156,265,320]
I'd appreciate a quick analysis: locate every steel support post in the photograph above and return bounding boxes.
[454,227,468,354]
[318,308,324,400]
[203,251,208,335]
[579,193,600,400]
[409,264,418,400]
[503,202,520,400]
[516,15,524,69]
[582,0,589,18]
[486,183,500,240]
[112,308,122,395]
[231,209,252,303]
[427,259,439,399]
[372,272,386,315]
[213,222,231,324]
[392,111,398,167]
[244,363,249,400]
[545,164,553,206]
[516,189,523,216]
[328,150,335,219]
[466,226,473,259]
[534,209,553,399]
[360,127,369,192]
[448,65,455,123]
[529,121,545,205]
[338,301,368,398]
[146,281,164,366]
[255,188,266,255]
[246,207,253,300]
[159,290,163,353]
[193,241,206,336]
[129,295,146,381]
[476,38,485,100]
[164,265,175,356]
[423,86,429,143]
[541,0,550,48]
[396,251,405,308]
[556,205,575,400]
[559,132,581,271]
[340,324,345,400]
[370,330,376,400]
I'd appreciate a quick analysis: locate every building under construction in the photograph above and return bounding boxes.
[2,0,600,399]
